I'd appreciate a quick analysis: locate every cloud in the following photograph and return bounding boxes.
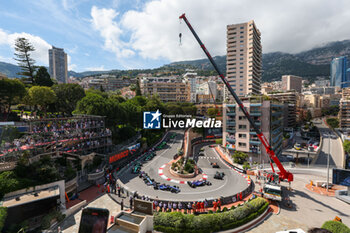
[84,65,105,71]
[67,55,77,71]
[117,0,350,62]
[91,6,135,58]
[0,28,51,65]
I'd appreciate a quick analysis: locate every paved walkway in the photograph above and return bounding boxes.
[66,185,103,209]
[247,173,350,232]
[52,194,121,233]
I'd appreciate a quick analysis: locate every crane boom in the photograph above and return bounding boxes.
[179,13,293,182]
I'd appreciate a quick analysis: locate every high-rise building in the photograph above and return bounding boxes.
[226,20,262,98]
[330,56,348,88]
[49,46,68,84]
[222,96,283,163]
[282,75,302,93]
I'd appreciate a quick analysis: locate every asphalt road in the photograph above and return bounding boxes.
[313,119,343,168]
[117,130,248,202]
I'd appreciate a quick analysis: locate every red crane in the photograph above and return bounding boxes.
[179,13,293,182]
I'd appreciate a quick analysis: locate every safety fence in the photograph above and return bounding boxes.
[114,135,254,208]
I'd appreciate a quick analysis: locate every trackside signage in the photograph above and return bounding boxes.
[143,110,222,129]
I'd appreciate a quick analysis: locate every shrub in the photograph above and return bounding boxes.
[222,207,228,212]
[154,197,268,233]
[321,220,350,233]
[0,207,7,233]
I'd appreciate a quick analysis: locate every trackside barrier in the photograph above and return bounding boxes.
[115,135,254,208]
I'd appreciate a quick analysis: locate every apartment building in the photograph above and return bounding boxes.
[88,75,135,92]
[49,46,68,84]
[222,97,283,163]
[282,75,302,93]
[268,91,298,128]
[339,88,350,129]
[226,20,262,98]
[140,77,190,102]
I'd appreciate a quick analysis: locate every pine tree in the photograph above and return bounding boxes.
[14,37,36,83]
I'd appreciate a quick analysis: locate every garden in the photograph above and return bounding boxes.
[154,197,269,233]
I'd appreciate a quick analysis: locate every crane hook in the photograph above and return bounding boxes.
[179,33,182,46]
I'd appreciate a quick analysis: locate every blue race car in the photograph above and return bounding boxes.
[187,180,211,188]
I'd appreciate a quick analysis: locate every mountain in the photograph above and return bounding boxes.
[169,39,350,81]
[1,40,350,81]
[0,61,22,78]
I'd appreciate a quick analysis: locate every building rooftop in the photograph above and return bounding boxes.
[2,186,60,208]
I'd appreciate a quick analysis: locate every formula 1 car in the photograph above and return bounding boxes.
[132,163,142,174]
[211,162,220,168]
[187,180,211,188]
[214,171,225,180]
[144,152,156,161]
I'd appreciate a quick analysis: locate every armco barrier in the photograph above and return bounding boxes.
[115,137,254,208]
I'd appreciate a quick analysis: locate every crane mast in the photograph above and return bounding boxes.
[179,13,293,182]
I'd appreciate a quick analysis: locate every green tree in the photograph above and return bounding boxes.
[135,79,142,96]
[208,108,219,117]
[0,171,20,199]
[0,78,26,120]
[52,84,85,115]
[28,86,57,113]
[34,66,53,87]
[305,110,312,122]
[74,92,112,117]
[344,140,350,154]
[232,151,248,164]
[13,37,36,83]
[0,207,7,233]
[326,118,339,129]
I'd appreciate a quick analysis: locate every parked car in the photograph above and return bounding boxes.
[209,145,216,148]
[294,143,301,150]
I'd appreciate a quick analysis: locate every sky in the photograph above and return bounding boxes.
[0,0,350,72]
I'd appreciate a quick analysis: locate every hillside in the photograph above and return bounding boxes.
[1,39,350,81]
[169,39,350,81]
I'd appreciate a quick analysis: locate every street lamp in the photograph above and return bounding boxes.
[325,133,331,193]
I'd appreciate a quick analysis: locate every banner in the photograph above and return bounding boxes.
[109,150,129,164]
[128,143,141,154]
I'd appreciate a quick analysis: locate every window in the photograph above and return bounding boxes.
[238,142,247,147]
[240,31,244,34]
[238,124,247,129]
[240,66,243,69]
[239,116,246,120]
[240,26,244,29]
[238,134,247,139]
[240,40,244,43]
[240,84,243,87]
[240,36,244,38]
[240,88,243,91]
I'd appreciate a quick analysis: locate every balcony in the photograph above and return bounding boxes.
[250,111,261,116]
[227,121,236,126]
[226,137,236,143]
[226,129,236,134]
[227,112,236,116]
[272,111,282,117]
[249,140,261,145]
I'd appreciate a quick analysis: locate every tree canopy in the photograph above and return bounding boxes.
[27,86,57,112]
[35,66,53,87]
[52,83,85,115]
[13,37,36,83]
[0,78,26,119]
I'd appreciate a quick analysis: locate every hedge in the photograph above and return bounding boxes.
[0,207,7,233]
[321,220,350,233]
[154,197,269,233]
